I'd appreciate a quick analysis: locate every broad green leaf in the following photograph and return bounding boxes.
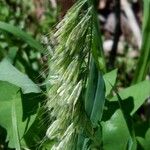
[0,59,41,94]
[102,110,130,150]
[103,80,150,150]
[0,80,18,101]
[0,82,37,149]
[0,83,21,148]
[102,94,136,150]
[0,21,44,52]
[115,92,137,150]
[110,80,150,114]
[104,69,117,97]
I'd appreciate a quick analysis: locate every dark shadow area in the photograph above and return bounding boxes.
[137,140,145,150]
[21,92,44,121]
[23,107,51,150]
[102,96,134,121]
[0,126,14,150]
[134,120,149,138]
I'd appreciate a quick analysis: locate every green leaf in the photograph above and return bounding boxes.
[102,110,131,150]
[0,81,37,149]
[104,69,117,97]
[110,80,150,114]
[102,96,137,150]
[90,71,105,126]
[102,80,150,150]
[91,17,106,73]
[115,91,137,150]
[23,112,50,149]
[11,100,21,150]
[85,59,106,126]
[0,59,41,94]
[85,59,98,118]
[0,21,44,52]
[133,0,150,83]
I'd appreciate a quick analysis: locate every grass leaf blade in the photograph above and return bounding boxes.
[0,21,44,52]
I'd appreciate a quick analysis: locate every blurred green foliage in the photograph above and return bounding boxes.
[0,0,57,149]
[0,0,57,82]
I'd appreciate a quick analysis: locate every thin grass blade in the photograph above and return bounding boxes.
[0,21,44,52]
[133,0,150,83]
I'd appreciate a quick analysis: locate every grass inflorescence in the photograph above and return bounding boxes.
[45,0,97,149]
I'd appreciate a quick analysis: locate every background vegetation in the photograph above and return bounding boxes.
[0,0,150,149]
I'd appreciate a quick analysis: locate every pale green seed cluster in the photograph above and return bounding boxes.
[46,0,92,149]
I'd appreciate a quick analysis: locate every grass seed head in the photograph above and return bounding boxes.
[46,0,93,149]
